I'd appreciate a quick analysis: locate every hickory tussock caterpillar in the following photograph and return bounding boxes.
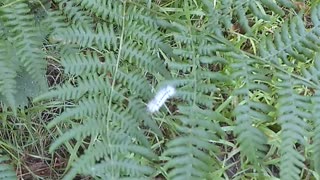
[147,85,176,113]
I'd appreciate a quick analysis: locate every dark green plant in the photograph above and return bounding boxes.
[1,0,320,179]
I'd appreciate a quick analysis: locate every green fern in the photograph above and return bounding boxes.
[201,0,275,174]
[0,42,17,109]
[62,130,156,179]
[259,6,320,65]
[0,150,16,180]
[312,90,320,175]
[158,5,229,177]
[35,0,168,178]
[276,73,308,180]
[0,1,47,110]
[0,2,46,84]
[27,0,320,179]
[257,4,320,179]
[206,0,296,34]
[163,105,223,179]
[231,53,273,169]
[303,55,320,175]
[54,0,94,27]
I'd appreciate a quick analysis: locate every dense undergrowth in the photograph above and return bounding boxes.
[1,0,320,179]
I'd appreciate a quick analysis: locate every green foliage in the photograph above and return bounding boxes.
[35,0,320,179]
[312,90,320,174]
[163,105,223,179]
[0,151,16,180]
[3,0,320,179]
[207,0,295,34]
[156,6,230,177]
[277,73,307,180]
[0,1,47,110]
[304,55,320,175]
[231,53,272,170]
[35,0,166,179]
[258,4,320,179]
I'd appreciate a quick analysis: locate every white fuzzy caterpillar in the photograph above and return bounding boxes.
[147,85,176,113]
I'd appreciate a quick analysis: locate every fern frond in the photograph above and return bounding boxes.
[35,74,125,102]
[47,97,155,179]
[259,5,320,65]
[165,39,228,99]
[277,73,308,180]
[125,20,162,48]
[61,52,116,75]
[253,5,320,179]
[61,52,153,99]
[163,105,222,179]
[1,2,46,82]
[89,158,154,179]
[50,107,151,153]
[47,95,109,128]
[52,23,117,49]
[122,42,170,78]
[54,0,93,27]
[254,6,320,178]
[311,90,320,175]
[160,13,228,178]
[37,3,165,172]
[303,55,320,175]
[0,42,17,109]
[46,88,136,129]
[206,0,296,34]
[22,0,320,179]
[126,5,159,28]
[0,151,17,180]
[63,131,156,180]
[0,1,47,109]
[74,0,123,23]
[44,11,69,33]
[231,53,272,167]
